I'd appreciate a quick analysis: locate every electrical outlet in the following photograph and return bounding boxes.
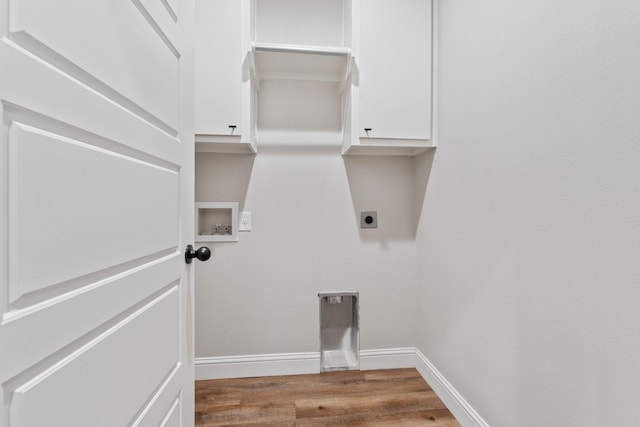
[360,211,377,228]
[239,211,251,231]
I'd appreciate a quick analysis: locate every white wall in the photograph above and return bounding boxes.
[195,134,423,357]
[417,0,640,425]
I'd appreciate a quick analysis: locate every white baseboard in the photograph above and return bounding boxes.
[359,347,417,370]
[414,349,489,427]
[195,347,417,380]
[195,347,488,427]
[195,352,319,380]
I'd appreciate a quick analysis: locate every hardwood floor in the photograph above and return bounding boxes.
[195,368,461,426]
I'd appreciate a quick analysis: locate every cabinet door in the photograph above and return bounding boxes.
[359,0,432,140]
[195,0,242,135]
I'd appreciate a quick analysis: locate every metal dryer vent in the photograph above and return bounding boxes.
[318,291,360,372]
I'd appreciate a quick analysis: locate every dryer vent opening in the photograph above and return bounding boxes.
[319,291,359,372]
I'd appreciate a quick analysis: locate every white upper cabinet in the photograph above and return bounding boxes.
[195,0,255,153]
[343,0,434,156]
[194,0,433,154]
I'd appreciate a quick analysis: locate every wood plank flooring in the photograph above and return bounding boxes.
[195,368,461,426]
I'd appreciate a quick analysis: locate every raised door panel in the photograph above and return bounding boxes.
[164,0,180,22]
[0,255,180,381]
[358,0,431,140]
[9,0,181,133]
[195,0,243,135]
[8,122,179,303]
[8,288,180,427]
[159,399,182,427]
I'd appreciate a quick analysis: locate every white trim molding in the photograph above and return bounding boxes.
[195,347,489,427]
[195,348,416,380]
[414,349,490,427]
[359,347,416,370]
[195,351,318,380]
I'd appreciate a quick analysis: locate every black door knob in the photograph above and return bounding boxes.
[185,245,211,264]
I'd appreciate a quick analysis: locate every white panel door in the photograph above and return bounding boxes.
[0,0,196,426]
[358,0,432,140]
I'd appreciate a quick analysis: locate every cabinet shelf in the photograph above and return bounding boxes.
[343,139,436,156]
[195,134,257,154]
[251,43,351,85]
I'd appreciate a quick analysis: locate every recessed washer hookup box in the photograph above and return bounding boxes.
[318,291,359,372]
